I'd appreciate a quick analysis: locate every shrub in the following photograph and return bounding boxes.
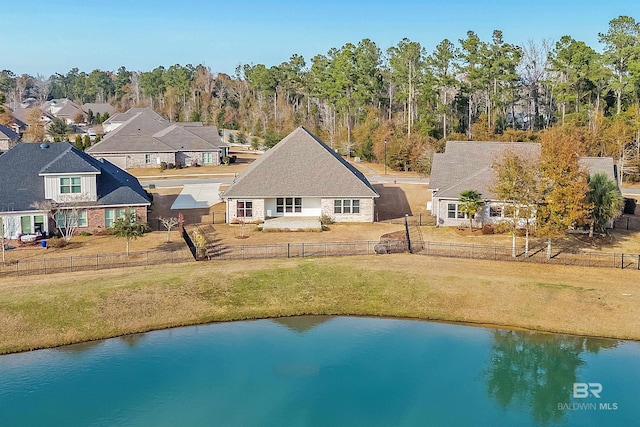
[319,214,334,226]
[80,231,92,237]
[47,237,67,248]
[481,224,494,235]
[221,156,230,165]
[176,162,183,169]
[167,163,175,169]
[230,155,237,164]
[160,161,167,171]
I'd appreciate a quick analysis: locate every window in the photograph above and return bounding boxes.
[447,203,467,219]
[145,154,151,165]
[276,198,302,214]
[334,199,361,214]
[490,205,503,218]
[202,152,213,164]
[105,208,128,228]
[237,201,253,218]
[21,216,32,234]
[60,177,81,194]
[55,210,88,228]
[447,203,456,219]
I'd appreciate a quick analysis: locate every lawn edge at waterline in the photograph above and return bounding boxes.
[1,254,638,354]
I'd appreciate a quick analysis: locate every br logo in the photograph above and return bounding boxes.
[573,383,603,398]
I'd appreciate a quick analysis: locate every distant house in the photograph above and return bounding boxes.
[102,108,164,133]
[44,99,85,124]
[222,127,379,223]
[86,108,229,169]
[0,124,19,152]
[81,103,116,118]
[429,141,617,227]
[0,143,151,239]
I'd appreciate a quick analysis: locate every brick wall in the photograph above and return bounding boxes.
[320,198,375,222]
[227,199,264,223]
[126,152,176,168]
[177,151,221,166]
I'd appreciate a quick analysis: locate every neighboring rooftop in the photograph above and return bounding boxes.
[223,126,379,199]
[430,141,618,200]
[0,143,150,212]
[87,108,226,154]
[430,141,541,200]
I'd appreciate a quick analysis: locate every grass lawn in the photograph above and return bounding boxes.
[2,231,185,262]
[0,255,638,354]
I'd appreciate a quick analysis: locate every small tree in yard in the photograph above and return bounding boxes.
[111,211,150,255]
[587,173,623,237]
[159,216,178,242]
[458,190,483,231]
[32,198,87,242]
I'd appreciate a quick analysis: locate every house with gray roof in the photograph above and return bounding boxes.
[86,108,229,169]
[429,141,618,227]
[0,142,150,239]
[82,103,116,118]
[222,127,379,224]
[0,124,19,152]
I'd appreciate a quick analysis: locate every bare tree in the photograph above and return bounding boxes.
[1,216,20,262]
[34,74,51,104]
[130,71,141,105]
[518,39,552,130]
[31,196,89,242]
[159,216,178,242]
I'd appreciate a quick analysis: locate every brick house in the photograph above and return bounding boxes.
[222,127,379,223]
[86,108,229,169]
[429,141,617,228]
[0,142,151,239]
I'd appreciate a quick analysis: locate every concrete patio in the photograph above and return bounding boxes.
[262,216,322,231]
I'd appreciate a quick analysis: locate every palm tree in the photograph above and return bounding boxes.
[587,173,623,237]
[458,190,483,231]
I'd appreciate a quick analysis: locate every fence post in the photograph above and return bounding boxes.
[622,253,624,269]
[70,256,73,272]
[287,243,290,258]
[302,243,305,258]
[494,246,497,261]
[637,255,640,270]
[96,254,99,270]
[419,213,422,226]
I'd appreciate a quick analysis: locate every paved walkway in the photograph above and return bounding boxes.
[170,183,222,209]
[262,216,322,231]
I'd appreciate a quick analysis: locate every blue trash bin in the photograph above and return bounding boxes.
[41,240,47,248]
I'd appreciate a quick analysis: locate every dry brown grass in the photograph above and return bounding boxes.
[0,255,638,354]
[211,223,405,245]
[3,231,185,262]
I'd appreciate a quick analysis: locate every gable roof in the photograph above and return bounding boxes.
[0,124,19,141]
[222,127,378,198]
[0,143,149,212]
[82,103,116,116]
[431,141,618,200]
[87,108,227,154]
[103,107,165,126]
[579,157,618,183]
[429,141,541,200]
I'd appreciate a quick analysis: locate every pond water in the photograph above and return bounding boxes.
[0,317,639,426]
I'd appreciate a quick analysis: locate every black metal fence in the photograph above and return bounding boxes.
[0,248,194,277]
[206,240,396,260]
[416,241,640,269]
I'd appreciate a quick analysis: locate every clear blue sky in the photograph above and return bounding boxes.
[2,0,639,77]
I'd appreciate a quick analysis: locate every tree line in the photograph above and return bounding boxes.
[2,15,640,176]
